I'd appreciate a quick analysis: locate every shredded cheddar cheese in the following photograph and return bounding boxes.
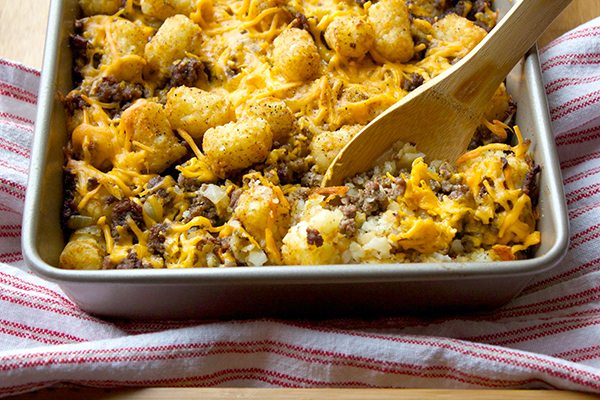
[58,0,540,270]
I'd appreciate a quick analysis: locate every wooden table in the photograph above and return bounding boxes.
[1,1,599,399]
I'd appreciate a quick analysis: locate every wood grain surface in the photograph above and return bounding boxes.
[1,1,599,399]
[10,388,600,400]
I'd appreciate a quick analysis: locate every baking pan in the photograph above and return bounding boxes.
[21,0,569,319]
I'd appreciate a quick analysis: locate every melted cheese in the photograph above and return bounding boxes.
[61,0,540,269]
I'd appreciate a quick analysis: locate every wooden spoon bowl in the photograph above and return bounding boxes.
[322,0,572,187]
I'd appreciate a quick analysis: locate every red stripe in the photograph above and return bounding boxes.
[0,272,75,305]
[541,53,600,72]
[0,158,28,175]
[75,368,554,390]
[462,317,600,346]
[0,204,21,215]
[569,203,600,220]
[564,165,600,185]
[552,93,600,122]
[0,283,85,314]
[0,319,85,343]
[545,75,600,95]
[0,288,101,323]
[570,221,600,242]
[554,345,600,361]
[0,224,21,230]
[0,82,37,100]
[0,136,31,158]
[494,289,600,319]
[0,341,559,389]
[556,126,600,147]
[277,323,600,389]
[0,112,34,125]
[0,89,37,105]
[551,88,600,114]
[0,118,34,133]
[0,59,40,76]
[0,275,79,308]
[570,230,600,250]
[0,180,26,201]
[522,258,600,295]
[565,182,600,205]
[0,231,20,238]
[541,27,600,54]
[560,151,600,169]
[0,317,595,390]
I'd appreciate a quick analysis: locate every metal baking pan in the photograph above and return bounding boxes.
[22,0,569,319]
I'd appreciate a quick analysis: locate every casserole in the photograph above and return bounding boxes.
[22,0,569,318]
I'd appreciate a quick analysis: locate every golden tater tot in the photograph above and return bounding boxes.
[203,119,273,178]
[368,0,414,62]
[324,16,375,59]
[272,28,321,82]
[166,86,235,140]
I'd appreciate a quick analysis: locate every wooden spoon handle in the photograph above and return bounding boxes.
[438,0,573,105]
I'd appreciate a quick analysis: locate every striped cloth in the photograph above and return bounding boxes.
[0,17,599,396]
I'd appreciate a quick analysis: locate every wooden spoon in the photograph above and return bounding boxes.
[322,0,572,187]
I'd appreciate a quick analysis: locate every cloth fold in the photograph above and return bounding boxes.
[0,17,599,396]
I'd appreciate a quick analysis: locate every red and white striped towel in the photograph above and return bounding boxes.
[1,17,599,396]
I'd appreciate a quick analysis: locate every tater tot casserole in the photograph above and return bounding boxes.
[59,0,540,270]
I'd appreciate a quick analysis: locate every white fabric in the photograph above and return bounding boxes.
[0,17,599,396]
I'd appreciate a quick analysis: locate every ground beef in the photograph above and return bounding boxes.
[446,0,470,17]
[290,12,310,31]
[306,228,324,247]
[177,174,202,192]
[69,21,89,84]
[184,195,220,225]
[61,172,77,228]
[94,76,144,106]
[339,203,357,237]
[166,57,208,88]
[228,188,243,210]
[111,200,144,237]
[300,169,323,187]
[433,162,471,200]
[353,177,406,216]
[148,223,168,255]
[522,164,541,206]
[402,72,425,91]
[277,158,310,185]
[472,0,492,14]
[63,91,88,115]
[103,249,149,270]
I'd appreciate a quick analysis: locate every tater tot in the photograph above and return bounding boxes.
[324,16,375,59]
[144,15,203,81]
[245,97,295,143]
[140,0,196,20]
[119,100,187,173]
[59,227,106,270]
[367,0,414,63]
[429,13,487,59]
[108,18,149,58]
[166,87,234,139]
[79,0,121,16]
[234,183,291,243]
[203,119,273,177]
[272,28,321,82]
[81,16,150,70]
[310,125,361,173]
